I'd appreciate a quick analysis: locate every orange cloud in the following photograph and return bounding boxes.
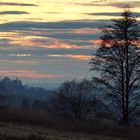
[8,36,93,49]
[8,36,43,47]
[0,70,64,79]
[68,28,99,34]
[48,54,94,60]
[43,40,92,49]
[88,39,101,45]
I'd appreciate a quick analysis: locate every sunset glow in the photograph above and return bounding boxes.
[0,0,139,87]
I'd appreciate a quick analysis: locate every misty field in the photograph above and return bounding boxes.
[0,122,127,140]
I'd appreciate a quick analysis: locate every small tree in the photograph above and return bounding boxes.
[90,10,140,124]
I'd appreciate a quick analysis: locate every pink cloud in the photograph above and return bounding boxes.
[68,28,99,35]
[0,70,64,79]
[48,54,93,60]
[7,36,93,49]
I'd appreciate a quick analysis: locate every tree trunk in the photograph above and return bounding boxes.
[125,17,129,125]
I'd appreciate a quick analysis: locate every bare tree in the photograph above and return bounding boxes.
[48,79,97,121]
[90,10,140,125]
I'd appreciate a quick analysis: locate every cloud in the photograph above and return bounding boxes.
[9,54,32,57]
[0,70,64,79]
[67,28,98,34]
[0,59,39,65]
[48,33,99,41]
[0,70,84,79]
[72,1,140,8]
[108,1,140,8]
[0,20,101,66]
[48,54,93,60]
[0,2,37,6]
[0,11,29,15]
[0,20,104,50]
[8,37,93,49]
[87,12,140,17]
[0,20,110,31]
[0,34,96,57]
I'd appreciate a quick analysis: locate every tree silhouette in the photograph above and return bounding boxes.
[48,79,97,121]
[90,10,140,125]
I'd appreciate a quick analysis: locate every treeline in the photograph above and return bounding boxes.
[0,77,139,125]
[0,77,111,121]
[47,79,112,121]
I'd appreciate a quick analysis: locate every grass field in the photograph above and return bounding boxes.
[0,108,139,140]
[0,122,128,140]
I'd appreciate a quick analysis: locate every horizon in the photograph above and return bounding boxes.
[0,0,140,88]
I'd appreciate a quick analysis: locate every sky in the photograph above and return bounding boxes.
[0,0,140,88]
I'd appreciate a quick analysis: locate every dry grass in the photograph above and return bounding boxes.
[0,122,127,140]
[0,108,139,140]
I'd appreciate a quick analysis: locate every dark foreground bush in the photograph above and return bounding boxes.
[0,134,45,140]
[0,107,55,128]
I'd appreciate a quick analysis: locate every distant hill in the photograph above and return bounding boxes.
[0,77,51,108]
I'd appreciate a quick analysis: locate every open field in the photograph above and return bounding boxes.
[0,108,139,140]
[0,122,127,140]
